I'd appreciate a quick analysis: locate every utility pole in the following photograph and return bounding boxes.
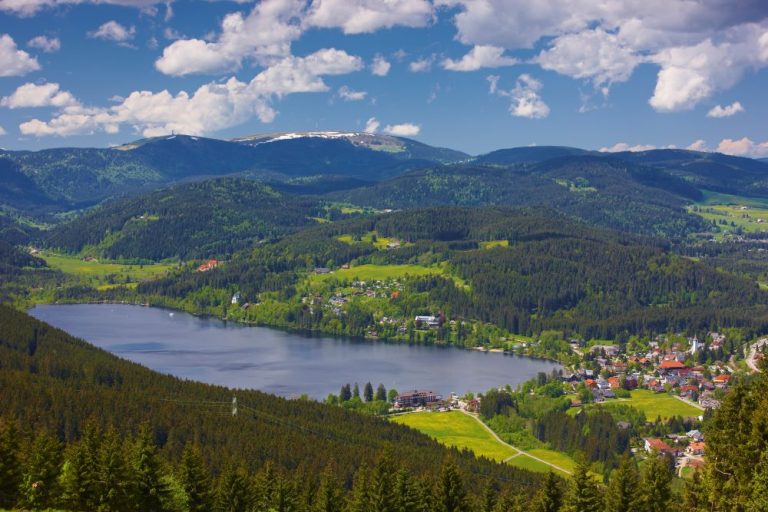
[232,396,238,417]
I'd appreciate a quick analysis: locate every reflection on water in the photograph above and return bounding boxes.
[30,304,560,399]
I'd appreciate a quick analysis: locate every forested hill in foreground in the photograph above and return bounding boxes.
[130,207,768,340]
[0,304,545,510]
[44,178,328,260]
[329,156,710,238]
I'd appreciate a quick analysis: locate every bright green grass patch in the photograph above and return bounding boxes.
[527,448,578,474]
[392,412,518,462]
[506,454,561,474]
[480,240,509,250]
[313,264,442,282]
[604,390,702,420]
[42,252,174,281]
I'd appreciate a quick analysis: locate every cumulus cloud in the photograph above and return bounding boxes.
[0,0,161,16]
[687,139,709,151]
[437,0,768,108]
[488,73,550,119]
[27,35,60,53]
[442,45,517,71]
[371,54,391,76]
[364,117,380,133]
[409,55,435,72]
[337,85,367,101]
[89,21,136,44]
[599,142,656,152]
[536,28,641,89]
[716,137,768,157]
[305,0,433,34]
[383,122,420,136]
[0,34,40,76]
[707,101,745,118]
[0,125,6,136]
[20,48,362,137]
[156,0,303,76]
[1,82,78,108]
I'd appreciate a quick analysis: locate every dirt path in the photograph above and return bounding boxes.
[458,410,573,475]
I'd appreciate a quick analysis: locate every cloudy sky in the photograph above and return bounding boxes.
[0,0,767,156]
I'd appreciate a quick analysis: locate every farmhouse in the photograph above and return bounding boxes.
[644,437,675,456]
[197,259,219,272]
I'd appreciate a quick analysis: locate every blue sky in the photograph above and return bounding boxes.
[1,0,767,156]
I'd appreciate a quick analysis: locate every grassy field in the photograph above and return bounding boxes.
[527,448,578,474]
[312,263,443,282]
[697,190,768,208]
[41,252,175,283]
[392,411,518,462]
[576,390,702,420]
[336,231,404,250]
[480,240,509,250]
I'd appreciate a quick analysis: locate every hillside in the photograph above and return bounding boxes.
[0,303,545,508]
[126,207,768,341]
[330,157,709,238]
[474,146,593,165]
[45,177,325,260]
[0,133,466,211]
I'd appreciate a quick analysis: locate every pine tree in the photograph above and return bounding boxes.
[345,463,370,512]
[179,444,213,512]
[562,459,601,512]
[0,420,22,509]
[131,424,169,511]
[682,470,708,512]
[436,458,469,512]
[18,431,63,510]
[253,461,277,511]
[364,382,374,402]
[747,450,768,512]
[604,453,641,512]
[493,491,523,512]
[216,463,251,512]
[534,472,562,512]
[313,463,343,512]
[369,452,396,512]
[481,480,497,512]
[271,473,299,512]
[393,468,420,512]
[60,423,101,511]
[95,426,134,512]
[642,451,673,512]
[352,383,360,400]
[340,384,352,402]
[376,384,387,401]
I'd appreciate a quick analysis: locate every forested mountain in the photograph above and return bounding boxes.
[129,207,768,340]
[330,157,709,238]
[614,149,768,196]
[0,304,545,510]
[0,133,465,211]
[474,146,593,165]
[45,178,326,260]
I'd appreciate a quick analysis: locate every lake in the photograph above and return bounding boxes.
[29,304,560,399]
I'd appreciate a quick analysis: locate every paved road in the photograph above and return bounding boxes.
[673,394,704,412]
[747,338,767,373]
[458,410,573,475]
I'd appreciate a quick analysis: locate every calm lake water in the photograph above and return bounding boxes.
[29,304,560,399]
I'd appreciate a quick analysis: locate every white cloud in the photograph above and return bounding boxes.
[1,82,78,108]
[599,142,656,152]
[687,139,709,151]
[409,55,434,72]
[364,117,380,133]
[371,54,391,76]
[0,0,161,16]
[536,28,641,88]
[27,35,60,53]
[0,34,40,77]
[707,101,745,118]
[305,0,433,34]
[488,73,550,119]
[0,125,6,136]
[337,85,367,101]
[155,0,303,76]
[383,122,420,136]
[89,21,136,43]
[20,48,362,137]
[442,45,517,72]
[716,137,768,158]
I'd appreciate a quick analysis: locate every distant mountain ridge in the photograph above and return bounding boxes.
[0,132,467,211]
